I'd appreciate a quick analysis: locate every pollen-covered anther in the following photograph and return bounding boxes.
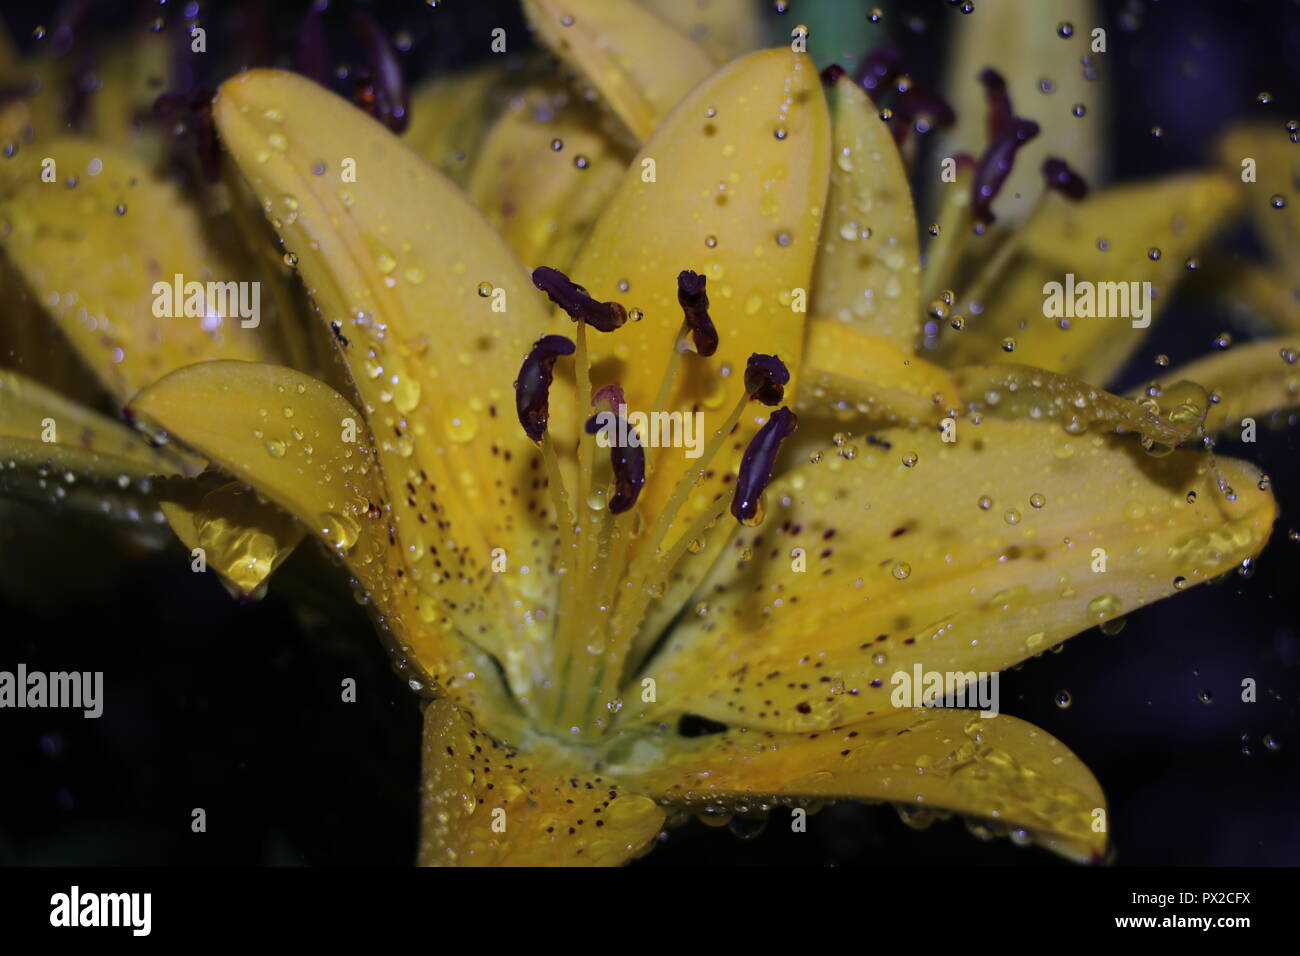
[1042,157,1089,201]
[731,407,798,525]
[514,334,575,441]
[676,270,718,357]
[532,266,628,332]
[744,353,790,406]
[970,68,1040,226]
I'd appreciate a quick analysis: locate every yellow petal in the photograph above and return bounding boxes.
[405,64,509,186]
[640,0,764,63]
[621,707,1106,863]
[798,317,956,426]
[1137,339,1300,434]
[466,81,630,271]
[0,369,188,520]
[88,31,170,163]
[942,0,1108,225]
[559,47,829,544]
[0,139,272,403]
[419,697,664,866]
[157,473,306,599]
[129,359,515,717]
[521,0,717,143]
[812,71,921,351]
[1217,122,1300,274]
[937,173,1241,385]
[956,362,1208,453]
[631,417,1275,733]
[215,68,566,697]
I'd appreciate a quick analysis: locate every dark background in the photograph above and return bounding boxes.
[0,0,1297,866]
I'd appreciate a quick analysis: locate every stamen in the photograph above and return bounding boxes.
[584,385,645,514]
[969,68,1040,227]
[731,407,799,525]
[677,271,718,356]
[1042,157,1089,200]
[350,11,411,133]
[295,5,331,86]
[853,47,903,101]
[532,266,628,332]
[514,334,575,442]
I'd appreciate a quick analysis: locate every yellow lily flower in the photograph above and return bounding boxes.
[0,3,1286,867]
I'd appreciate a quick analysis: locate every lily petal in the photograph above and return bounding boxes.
[215,68,564,696]
[466,81,630,271]
[0,369,187,520]
[799,317,956,427]
[0,138,271,403]
[156,472,306,600]
[937,174,1240,385]
[1137,339,1300,434]
[130,359,517,713]
[632,417,1275,733]
[405,64,509,186]
[1217,122,1300,275]
[521,0,717,144]
[812,70,921,351]
[419,697,664,866]
[621,707,1106,863]
[640,0,765,64]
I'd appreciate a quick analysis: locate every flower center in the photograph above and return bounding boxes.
[515,267,796,741]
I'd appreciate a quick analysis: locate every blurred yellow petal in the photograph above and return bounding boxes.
[467,82,630,271]
[215,68,569,697]
[1217,122,1300,274]
[419,697,664,866]
[0,139,272,403]
[0,369,187,520]
[640,0,764,63]
[559,47,828,546]
[522,0,716,143]
[943,0,1108,225]
[799,318,955,426]
[88,31,169,164]
[1138,339,1300,434]
[405,64,509,185]
[632,417,1275,733]
[157,472,305,599]
[937,173,1241,385]
[812,71,921,351]
[622,707,1107,863]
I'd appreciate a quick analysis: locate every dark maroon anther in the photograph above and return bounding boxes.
[853,46,903,102]
[350,11,410,134]
[582,385,644,513]
[968,68,1039,225]
[677,270,718,357]
[731,407,798,524]
[892,78,955,144]
[820,64,848,86]
[514,335,575,442]
[1042,156,1088,200]
[295,4,332,87]
[48,0,94,60]
[532,266,628,332]
[744,354,790,406]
